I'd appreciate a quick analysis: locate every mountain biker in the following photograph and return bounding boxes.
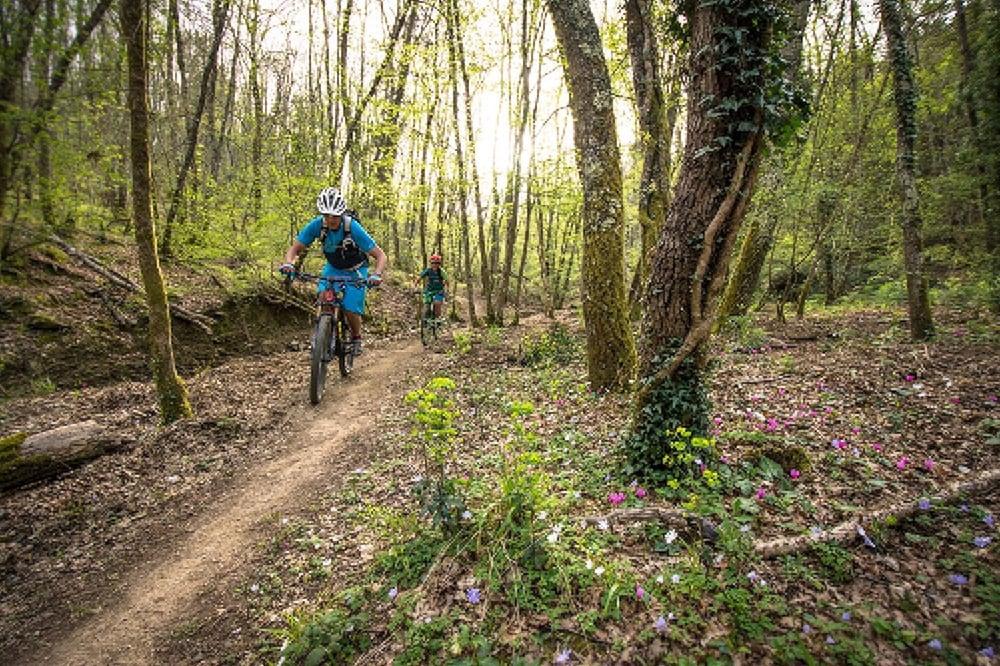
[280,187,387,356]
[414,253,447,320]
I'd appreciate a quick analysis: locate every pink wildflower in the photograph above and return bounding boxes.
[923,458,935,471]
[755,487,767,500]
[851,426,861,435]
[713,416,723,425]
[608,492,625,506]
[636,584,645,600]
[949,396,960,405]
[790,469,801,480]
[635,487,647,499]
[905,374,916,382]
[896,457,909,470]
[872,442,883,452]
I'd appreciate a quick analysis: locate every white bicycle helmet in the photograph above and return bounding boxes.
[316,187,347,215]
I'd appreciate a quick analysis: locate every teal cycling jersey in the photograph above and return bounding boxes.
[419,267,447,294]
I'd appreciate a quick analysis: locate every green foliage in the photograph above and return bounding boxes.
[405,377,465,533]
[627,351,711,483]
[372,532,446,589]
[451,329,473,354]
[277,588,372,665]
[811,542,854,583]
[720,315,768,351]
[518,323,580,368]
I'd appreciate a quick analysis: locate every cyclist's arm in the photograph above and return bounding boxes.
[368,245,388,276]
[284,240,307,265]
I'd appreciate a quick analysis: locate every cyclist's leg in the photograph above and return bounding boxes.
[432,292,444,319]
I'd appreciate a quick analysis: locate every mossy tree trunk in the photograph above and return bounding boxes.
[547,0,636,391]
[122,0,192,424]
[880,0,934,340]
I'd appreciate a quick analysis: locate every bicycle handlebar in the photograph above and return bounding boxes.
[285,272,373,287]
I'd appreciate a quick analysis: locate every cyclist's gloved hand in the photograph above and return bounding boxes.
[279,262,296,276]
[367,273,383,287]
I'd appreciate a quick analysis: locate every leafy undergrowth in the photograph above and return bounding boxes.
[234,306,999,664]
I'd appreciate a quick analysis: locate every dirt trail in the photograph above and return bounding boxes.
[38,340,422,665]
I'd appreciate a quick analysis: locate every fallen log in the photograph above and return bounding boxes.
[48,234,215,334]
[1,421,132,491]
[755,468,1000,558]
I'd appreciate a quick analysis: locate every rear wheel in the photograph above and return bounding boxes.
[310,314,333,405]
[337,313,354,377]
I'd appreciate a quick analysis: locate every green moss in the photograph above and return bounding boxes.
[0,432,28,464]
[0,432,57,491]
[37,243,70,264]
[750,444,812,474]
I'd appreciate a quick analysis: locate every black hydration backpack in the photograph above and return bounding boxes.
[320,215,368,270]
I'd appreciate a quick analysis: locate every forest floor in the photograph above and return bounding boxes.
[1,265,999,664]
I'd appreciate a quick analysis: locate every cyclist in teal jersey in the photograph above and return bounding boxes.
[414,253,447,319]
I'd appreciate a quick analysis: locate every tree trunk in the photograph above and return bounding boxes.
[547,0,636,391]
[953,0,989,228]
[445,0,478,326]
[632,0,777,477]
[121,0,192,423]
[452,4,494,324]
[497,0,539,323]
[714,0,811,322]
[331,0,412,180]
[624,0,670,320]
[162,0,231,254]
[880,0,934,340]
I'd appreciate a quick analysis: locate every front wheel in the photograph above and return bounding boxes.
[310,314,333,405]
[420,302,433,347]
[337,314,354,377]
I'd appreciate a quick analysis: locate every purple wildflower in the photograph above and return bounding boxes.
[973,536,992,548]
[832,438,847,450]
[985,514,995,528]
[841,611,852,622]
[554,648,572,664]
[978,647,995,658]
[802,623,812,634]
[928,639,943,651]
[949,573,969,585]
[960,503,970,512]
[918,498,931,511]
[388,587,398,600]
[654,615,668,633]
[466,587,481,604]
[826,636,836,645]
[857,525,877,549]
